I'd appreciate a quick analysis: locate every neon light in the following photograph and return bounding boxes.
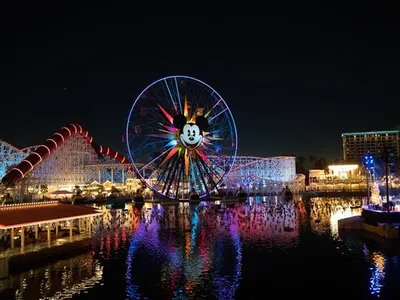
[114,152,118,158]
[138,146,175,171]
[31,152,43,162]
[77,124,83,133]
[22,159,34,171]
[164,78,178,112]
[62,126,72,137]
[70,124,77,133]
[89,137,93,143]
[121,157,126,163]
[106,148,110,155]
[125,75,239,199]
[40,144,51,155]
[84,131,88,137]
[174,76,182,113]
[157,103,174,124]
[11,167,24,178]
[160,147,179,166]
[54,132,65,142]
[47,138,58,148]
[99,145,103,153]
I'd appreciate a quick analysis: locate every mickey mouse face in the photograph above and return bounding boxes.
[180,123,203,150]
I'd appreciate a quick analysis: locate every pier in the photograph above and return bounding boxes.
[0,201,102,278]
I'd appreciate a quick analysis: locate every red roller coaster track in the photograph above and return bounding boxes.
[2,124,129,187]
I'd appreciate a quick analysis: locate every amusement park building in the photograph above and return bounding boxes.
[224,156,305,195]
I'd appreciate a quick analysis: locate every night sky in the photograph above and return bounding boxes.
[1,3,399,161]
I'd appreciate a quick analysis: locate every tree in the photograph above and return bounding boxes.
[308,156,317,168]
[314,157,327,170]
[296,156,307,175]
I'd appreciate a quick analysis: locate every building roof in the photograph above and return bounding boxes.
[341,130,400,137]
[0,202,102,229]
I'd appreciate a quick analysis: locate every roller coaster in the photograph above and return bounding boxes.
[0,125,305,199]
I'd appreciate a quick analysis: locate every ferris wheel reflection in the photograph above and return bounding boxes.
[125,201,242,299]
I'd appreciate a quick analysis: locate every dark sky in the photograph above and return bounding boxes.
[1,3,399,161]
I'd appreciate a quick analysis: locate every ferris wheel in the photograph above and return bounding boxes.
[126,75,237,199]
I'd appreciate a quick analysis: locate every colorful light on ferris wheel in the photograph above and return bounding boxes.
[125,75,238,199]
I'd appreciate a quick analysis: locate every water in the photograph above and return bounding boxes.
[2,196,400,299]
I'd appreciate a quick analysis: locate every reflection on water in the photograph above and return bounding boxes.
[365,247,386,296]
[0,252,102,300]
[309,197,362,236]
[2,196,400,299]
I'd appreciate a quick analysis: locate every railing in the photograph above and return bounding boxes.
[0,232,91,258]
[306,188,367,193]
[0,200,58,209]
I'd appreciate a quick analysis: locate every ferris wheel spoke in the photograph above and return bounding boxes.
[194,157,211,197]
[161,153,180,195]
[165,155,183,198]
[204,98,222,118]
[174,158,185,199]
[174,77,183,113]
[127,75,237,199]
[197,156,221,194]
[155,155,174,193]
[208,107,228,123]
[198,155,224,184]
[138,145,176,172]
[163,79,178,113]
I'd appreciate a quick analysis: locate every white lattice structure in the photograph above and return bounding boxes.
[0,140,39,179]
[27,135,101,187]
[1,124,131,197]
[222,156,305,195]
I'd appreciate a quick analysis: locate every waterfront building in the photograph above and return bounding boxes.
[342,129,400,161]
[308,164,366,192]
[0,201,101,254]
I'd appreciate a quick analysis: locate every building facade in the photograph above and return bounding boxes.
[308,164,366,192]
[342,130,400,162]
